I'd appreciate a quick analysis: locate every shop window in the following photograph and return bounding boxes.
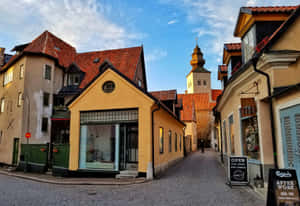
[229,115,235,155]
[241,112,260,160]
[42,118,48,132]
[79,124,116,170]
[159,127,164,154]
[223,120,227,154]
[0,98,5,113]
[175,132,178,152]
[44,65,52,80]
[43,92,50,107]
[19,64,24,79]
[169,130,172,152]
[17,92,22,107]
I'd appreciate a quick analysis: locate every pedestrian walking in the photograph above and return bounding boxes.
[200,139,205,153]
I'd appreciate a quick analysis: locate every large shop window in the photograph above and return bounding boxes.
[79,109,138,171]
[240,98,260,160]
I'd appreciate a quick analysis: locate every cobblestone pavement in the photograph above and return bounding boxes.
[0,150,265,206]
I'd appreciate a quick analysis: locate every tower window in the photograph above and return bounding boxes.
[197,80,201,85]
[203,80,207,86]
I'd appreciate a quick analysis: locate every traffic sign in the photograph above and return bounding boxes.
[25,132,31,139]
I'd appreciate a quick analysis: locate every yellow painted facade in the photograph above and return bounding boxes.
[68,68,184,175]
[184,121,197,151]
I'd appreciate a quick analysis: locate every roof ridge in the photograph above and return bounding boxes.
[46,31,76,50]
[76,46,142,55]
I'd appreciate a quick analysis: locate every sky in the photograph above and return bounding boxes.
[0,0,299,93]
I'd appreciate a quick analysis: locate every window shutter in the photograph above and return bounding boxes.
[283,116,294,167]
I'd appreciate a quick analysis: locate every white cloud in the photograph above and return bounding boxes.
[160,0,299,56]
[145,49,168,62]
[168,19,178,25]
[0,0,144,52]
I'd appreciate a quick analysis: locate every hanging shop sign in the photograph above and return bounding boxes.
[228,156,249,186]
[267,169,300,206]
[241,98,257,118]
[25,132,31,139]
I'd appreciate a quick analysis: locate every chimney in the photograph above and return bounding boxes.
[0,48,5,67]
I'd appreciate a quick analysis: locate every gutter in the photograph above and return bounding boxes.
[151,104,161,178]
[251,55,278,169]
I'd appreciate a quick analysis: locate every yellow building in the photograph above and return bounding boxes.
[215,5,300,187]
[67,61,185,179]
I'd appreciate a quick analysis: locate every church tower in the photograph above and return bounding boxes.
[186,44,211,94]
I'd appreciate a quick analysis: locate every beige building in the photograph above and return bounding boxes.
[215,5,300,187]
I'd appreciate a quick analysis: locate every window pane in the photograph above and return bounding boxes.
[18,93,22,106]
[159,127,164,154]
[20,64,24,79]
[241,116,260,160]
[42,118,48,132]
[169,130,172,152]
[0,98,4,113]
[80,124,116,170]
[43,93,49,106]
[45,65,51,80]
[175,133,177,152]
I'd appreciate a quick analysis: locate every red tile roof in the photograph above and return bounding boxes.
[75,47,142,88]
[1,31,142,89]
[150,90,177,101]
[244,6,299,14]
[24,31,77,68]
[224,43,241,52]
[211,89,222,101]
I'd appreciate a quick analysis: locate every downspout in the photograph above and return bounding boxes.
[151,104,161,178]
[251,55,278,169]
[219,111,224,163]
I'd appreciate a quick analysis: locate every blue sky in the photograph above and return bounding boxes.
[0,0,299,93]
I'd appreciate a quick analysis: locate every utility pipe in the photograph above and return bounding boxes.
[251,56,278,169]
[151,104,161,178]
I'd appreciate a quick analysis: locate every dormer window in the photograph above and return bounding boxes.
[68,74,80,86]
[242,25,256,63]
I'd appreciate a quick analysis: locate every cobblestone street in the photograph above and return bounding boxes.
[0,150,265,206]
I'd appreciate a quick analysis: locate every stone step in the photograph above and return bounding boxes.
[116,170,138,179]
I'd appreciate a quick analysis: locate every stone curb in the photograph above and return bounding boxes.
[0,170,148,186]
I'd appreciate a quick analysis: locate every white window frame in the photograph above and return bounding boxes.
[242,25,256,63]
[4,68,13,86]
[17,92,22,107]
[19,64,24,79]
[44,64,52,80]
[0,98,5,113]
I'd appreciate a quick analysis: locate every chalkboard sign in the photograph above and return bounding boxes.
[228,156,249,185]
[267,169,300,206]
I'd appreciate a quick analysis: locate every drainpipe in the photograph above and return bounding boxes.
[151,104,161,179]
[219,111,224,163]
[251,56,278,169]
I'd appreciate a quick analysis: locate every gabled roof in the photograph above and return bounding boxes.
[68,60,185,126]
[150,90,177,101]
[234,5,299,37]
[75,46,142,88]
[23,31,77,68]
[0,31,143,90]
[241,6,298,14]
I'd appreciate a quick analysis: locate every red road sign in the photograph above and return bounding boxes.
[25,132,31,139]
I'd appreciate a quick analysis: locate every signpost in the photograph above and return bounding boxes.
[267,169,300,206]
[228,156,249,186]
[25,132,31,172]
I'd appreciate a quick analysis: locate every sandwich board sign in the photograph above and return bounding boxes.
[266,169,300,206]
[228,156,249,186]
